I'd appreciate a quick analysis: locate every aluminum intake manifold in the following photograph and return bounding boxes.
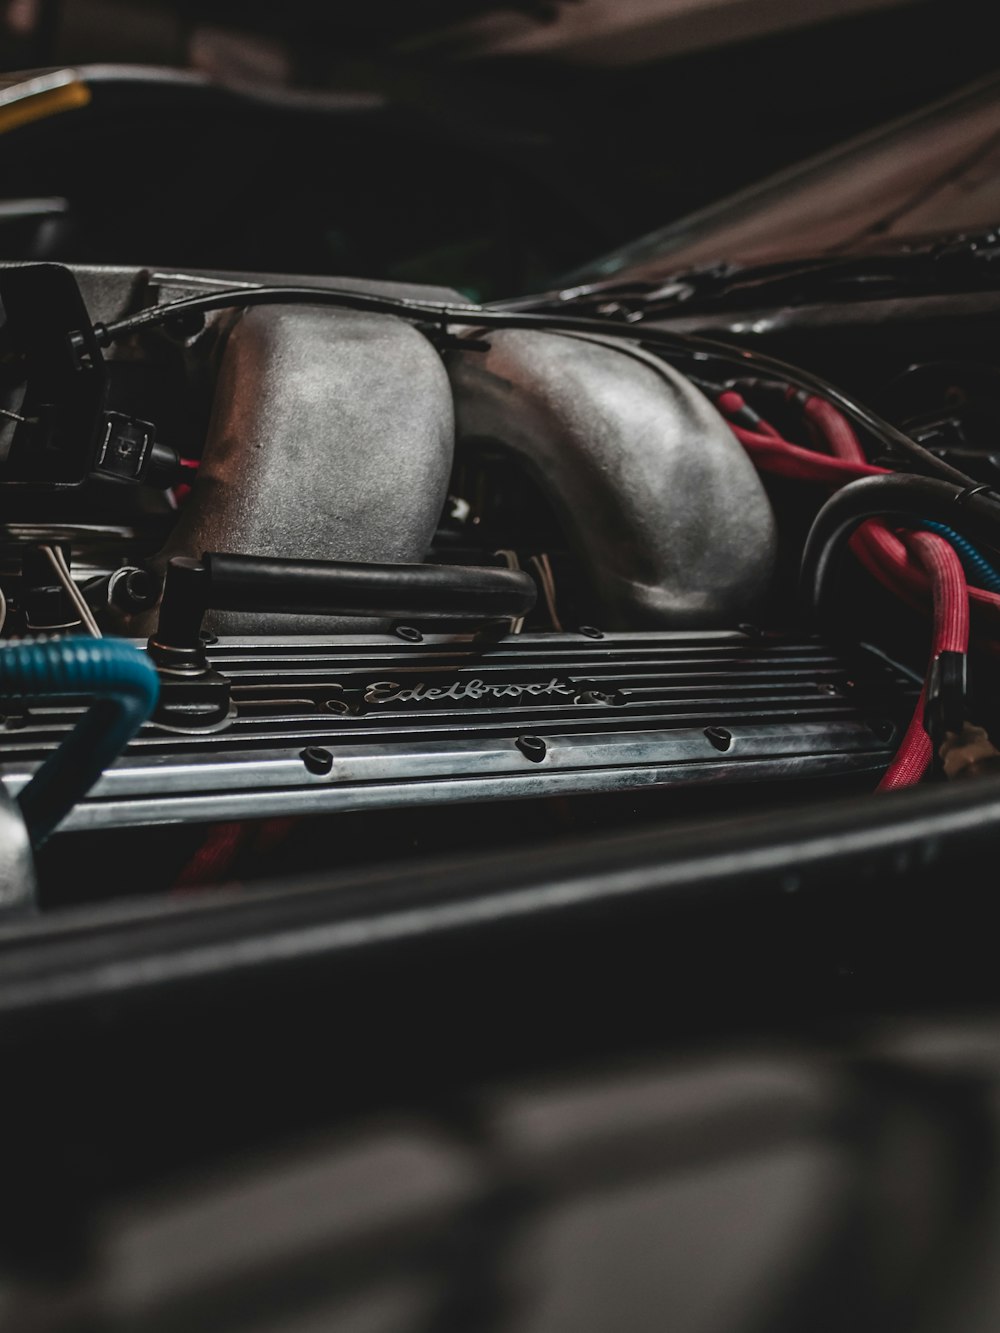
[446,328,776,627]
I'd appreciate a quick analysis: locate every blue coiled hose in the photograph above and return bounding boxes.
[0,637,159,845]
[923,520,1000,594]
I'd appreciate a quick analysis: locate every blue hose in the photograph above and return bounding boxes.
[922,520,1000,594]
[0,637,159,845]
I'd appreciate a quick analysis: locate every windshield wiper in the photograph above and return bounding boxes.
[500,230,1000,322]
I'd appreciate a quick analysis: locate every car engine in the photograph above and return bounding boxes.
[5,253,993,910]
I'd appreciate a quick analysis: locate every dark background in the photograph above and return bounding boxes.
[2,0,997,296]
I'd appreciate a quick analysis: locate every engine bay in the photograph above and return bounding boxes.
[3,255,998,911]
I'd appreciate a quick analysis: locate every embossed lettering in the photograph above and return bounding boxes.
[362,676,577,705]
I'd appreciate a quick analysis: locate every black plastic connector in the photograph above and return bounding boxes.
[91,412,180,487]
[924,651,969,748]
[1,265,177,492]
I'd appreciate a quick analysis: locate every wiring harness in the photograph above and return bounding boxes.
[716,389,994,788]
[83,283,974,487]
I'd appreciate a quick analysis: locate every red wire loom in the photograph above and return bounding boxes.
[718,390,971,789]
[877,531,968,790]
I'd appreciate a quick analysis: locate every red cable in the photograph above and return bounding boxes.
[720,390,885,482]
[719,390,972,790]
[803,394,926,608]
[173,816,298,891]
[717,389,783,438]
[720,393,1000,629]
[878,530,968,790]
[731,425,886,482]
[803,397,1000,628]
[761,397,971,787]
[801,395,866,463]
[877,686,931,789]
[173,821,248,890]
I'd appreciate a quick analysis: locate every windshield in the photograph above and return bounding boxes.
[575,71,1000,285]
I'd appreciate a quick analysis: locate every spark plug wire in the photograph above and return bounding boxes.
[717,391,978,789]
[878,531,968,790]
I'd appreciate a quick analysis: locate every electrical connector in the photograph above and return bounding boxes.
[924,651,969,750]
[92,412,180,488]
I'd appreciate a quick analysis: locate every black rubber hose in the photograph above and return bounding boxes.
[799,473,1000,625]
[203,553,537,622]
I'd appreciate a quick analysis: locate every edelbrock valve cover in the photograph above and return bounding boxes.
[0,628,907,831]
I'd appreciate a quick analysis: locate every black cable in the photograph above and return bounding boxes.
[799,473,1000,626]
[204,552,538,622]
[149,553,538,656]
[90,285,979,490]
